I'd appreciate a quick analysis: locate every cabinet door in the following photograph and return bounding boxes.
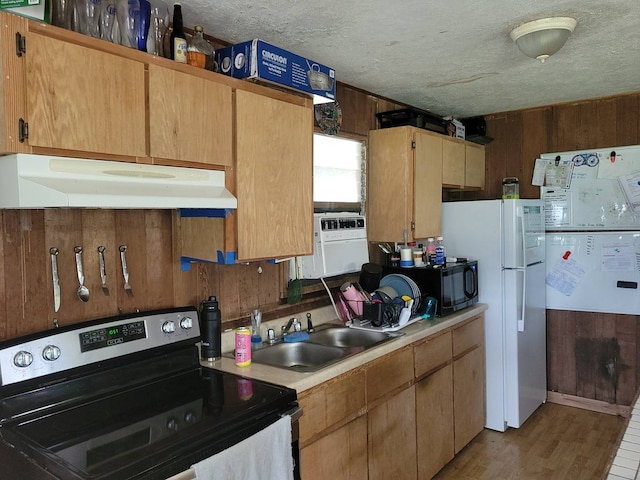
[25,33,146,157]
[368,386,417,480]
[300,415,368,480]
[298,368,366,444]
[235,90,313,261]
[441,138,465,187]
[465,143,485,188]
[148,65,232,166]
[368,127,413,242]
[416,365,454,479]
[413,131,443,239]
[453,346,485,453]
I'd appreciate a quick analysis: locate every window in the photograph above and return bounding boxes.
[313,133,365,212]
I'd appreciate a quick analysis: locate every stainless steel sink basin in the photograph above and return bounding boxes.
[308,326,398,349]
[229,323,402,373]
[250,341,350,372]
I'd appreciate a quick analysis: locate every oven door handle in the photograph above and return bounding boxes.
[281,406,303,423]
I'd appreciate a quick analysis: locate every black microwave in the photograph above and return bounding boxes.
[381,261,478,317]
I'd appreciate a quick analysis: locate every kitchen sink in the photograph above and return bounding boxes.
[308,325,400,349]
[228,323,402,373]
[250,342,350,372]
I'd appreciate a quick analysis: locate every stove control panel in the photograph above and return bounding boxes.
[0,308,200,387]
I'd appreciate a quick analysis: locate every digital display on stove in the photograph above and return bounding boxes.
[79,321,146,353]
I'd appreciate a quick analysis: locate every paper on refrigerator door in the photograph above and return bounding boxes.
[546,256,587,296]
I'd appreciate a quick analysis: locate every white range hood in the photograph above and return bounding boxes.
[0,154,237,209]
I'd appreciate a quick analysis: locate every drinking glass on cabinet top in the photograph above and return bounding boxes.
[147,0,169,56]
[75,0,102,38]
[52,0,74,29]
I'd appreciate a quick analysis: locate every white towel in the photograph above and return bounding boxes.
[191,415,293,480]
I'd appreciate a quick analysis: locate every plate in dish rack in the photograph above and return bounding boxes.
[379,274,421,314]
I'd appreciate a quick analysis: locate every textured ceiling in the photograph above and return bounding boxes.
[181,0,640,118]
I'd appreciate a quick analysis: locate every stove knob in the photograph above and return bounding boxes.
[162,321,176,334]
[180,316,193,330]
[166,417,178,431]
[13,350,33,368]
[42,345,61,361]
[184,411,196,423]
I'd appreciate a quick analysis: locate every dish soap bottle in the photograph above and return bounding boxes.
[187,25,214,69]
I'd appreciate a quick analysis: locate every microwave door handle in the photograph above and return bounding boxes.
[463,266,477,298]
[517,269,526,332]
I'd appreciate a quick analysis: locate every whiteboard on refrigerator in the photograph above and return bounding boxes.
[540,145,640,230]
[545,232,640,315]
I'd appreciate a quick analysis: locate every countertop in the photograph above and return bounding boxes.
[201,303,487,393]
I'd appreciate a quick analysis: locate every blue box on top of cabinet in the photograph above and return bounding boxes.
[215,39,335,104]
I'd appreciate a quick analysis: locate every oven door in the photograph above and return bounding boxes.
[166,406,303,480]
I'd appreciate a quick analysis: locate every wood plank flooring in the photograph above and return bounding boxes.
[434,402,626,480]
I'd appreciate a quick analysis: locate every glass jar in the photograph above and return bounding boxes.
[502,177,520,199]
[187,25,214,69]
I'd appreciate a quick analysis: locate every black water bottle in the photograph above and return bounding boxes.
[200,296,221,361]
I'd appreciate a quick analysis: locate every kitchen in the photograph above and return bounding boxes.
[0,2,639,480]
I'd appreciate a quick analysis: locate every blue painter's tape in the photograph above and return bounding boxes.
[178,208,233,218]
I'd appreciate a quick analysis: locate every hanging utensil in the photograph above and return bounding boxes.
[287,257,302,304]
[74,246,90,302]
[119,245,132,295]
[98,245,109,296]
[50,247,61,312]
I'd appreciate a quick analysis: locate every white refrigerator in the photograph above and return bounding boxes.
[442,199,546,432]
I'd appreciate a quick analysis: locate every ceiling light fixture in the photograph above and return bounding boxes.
[510,17,577,63]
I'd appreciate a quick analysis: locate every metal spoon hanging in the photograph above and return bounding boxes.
[50,247,61,312]
[98,245,109,296]
[74,246,90,302]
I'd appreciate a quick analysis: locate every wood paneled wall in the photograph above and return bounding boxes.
[0,210,215,340]
[445,93,640,201]
[447,92,640,408]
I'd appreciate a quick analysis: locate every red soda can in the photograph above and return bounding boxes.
[235,327,251,366]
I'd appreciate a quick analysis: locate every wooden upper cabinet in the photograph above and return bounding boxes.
[25,33,146,157]
[413,130,443,239]
[441,138,465,187]
[148,65,232,166]
[368,127,442,242]
[235,90,313,261]
[465,143,485,188]
[442,136,485,189]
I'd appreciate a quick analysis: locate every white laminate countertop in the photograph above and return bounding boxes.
[201,303,488,393]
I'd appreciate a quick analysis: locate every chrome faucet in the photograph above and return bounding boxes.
[282,317,299,336]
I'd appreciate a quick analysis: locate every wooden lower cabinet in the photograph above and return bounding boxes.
[416,364,454,479]
[300,415,368,480]
[368,386,417,480]
[297,313,485,480]
[451,315,485,453]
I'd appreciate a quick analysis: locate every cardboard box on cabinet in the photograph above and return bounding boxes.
[215,39,335,104]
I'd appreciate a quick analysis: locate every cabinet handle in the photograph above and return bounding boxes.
[18,118,28,143]
[15,32,26,57]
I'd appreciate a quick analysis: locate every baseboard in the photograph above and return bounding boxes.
[546,391,631,417]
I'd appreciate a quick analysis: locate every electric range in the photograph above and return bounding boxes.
[0,307,299,480]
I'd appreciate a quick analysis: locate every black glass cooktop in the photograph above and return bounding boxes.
[1,365,296,480]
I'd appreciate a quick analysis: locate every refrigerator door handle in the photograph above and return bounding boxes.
[518,269,526,332]
[518,207,527,269]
